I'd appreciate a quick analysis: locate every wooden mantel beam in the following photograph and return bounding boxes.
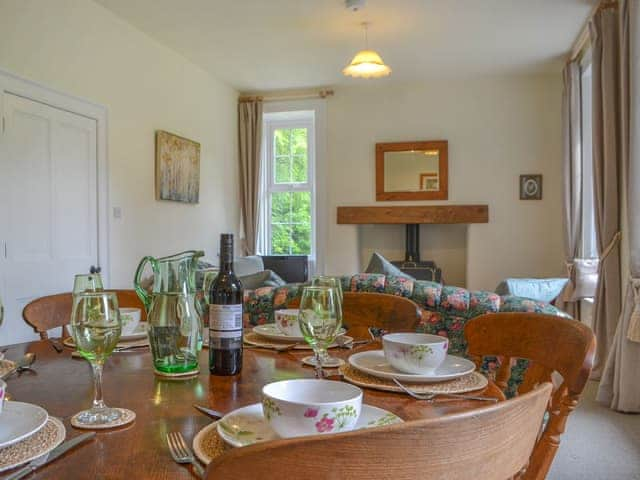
[337,205,489,225]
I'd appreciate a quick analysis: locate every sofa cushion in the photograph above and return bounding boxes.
[239,269,286,290]
[365,252,415,281]
[234,256,265,277]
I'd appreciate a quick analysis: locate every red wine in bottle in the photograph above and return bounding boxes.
[209,233,243,375]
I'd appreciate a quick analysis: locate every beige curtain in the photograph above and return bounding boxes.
[559,62,583,318]
[238,99,263,256]
[597,0,640,412]
[590,4,623,378]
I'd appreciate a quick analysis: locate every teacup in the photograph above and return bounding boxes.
[0,379,6,415]
[274,309,302,337]
[118,308,141,336]
[383,333,449,375]
[262,379,363,438]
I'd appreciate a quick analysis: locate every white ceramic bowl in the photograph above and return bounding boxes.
[118,307,141,336]
[383,333,449,375]
[262,379,363,438]
[274,309,302,337]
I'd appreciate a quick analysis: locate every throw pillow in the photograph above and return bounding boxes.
[239,269,286,290]
[365,252,415,281]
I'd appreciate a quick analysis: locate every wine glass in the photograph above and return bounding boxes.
[311,276,344,365]
[70,291,123,426]
[298,286,342,377]
[73,273,104,294]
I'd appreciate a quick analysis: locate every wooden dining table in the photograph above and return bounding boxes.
[2,337,503,479]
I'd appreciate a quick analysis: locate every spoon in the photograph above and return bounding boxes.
[1,353,36,380]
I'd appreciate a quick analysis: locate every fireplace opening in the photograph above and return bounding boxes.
[391,224,443,283]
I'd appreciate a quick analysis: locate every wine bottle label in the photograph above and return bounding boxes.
[209,304,242,331]
[209,330,242,350]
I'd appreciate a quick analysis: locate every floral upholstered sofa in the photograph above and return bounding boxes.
[240,273,570,396]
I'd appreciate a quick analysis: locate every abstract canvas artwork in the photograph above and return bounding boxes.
[155,130,200,204]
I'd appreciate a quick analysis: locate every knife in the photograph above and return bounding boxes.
[6,432,96,480]
[193,404,224,420]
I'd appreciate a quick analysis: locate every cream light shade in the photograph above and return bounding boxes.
[343,49,392,78]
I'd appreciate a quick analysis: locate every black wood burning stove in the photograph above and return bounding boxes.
[391,224,442,283]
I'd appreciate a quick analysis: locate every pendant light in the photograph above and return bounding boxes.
[343,22,392,78]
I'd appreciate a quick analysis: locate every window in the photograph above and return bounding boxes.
[260,111,315,257]
[580,52,598,259]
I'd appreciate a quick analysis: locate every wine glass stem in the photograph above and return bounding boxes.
[91,362,107,410]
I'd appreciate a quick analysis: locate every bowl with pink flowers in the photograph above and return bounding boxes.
[382,333,449,375]
[262,379,363,438]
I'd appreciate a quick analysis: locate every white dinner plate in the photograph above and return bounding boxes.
[0,401,49,449]
[214,403,403,449]
[348,350,476,383]
[120,322,148,342]
[252,324,346,342]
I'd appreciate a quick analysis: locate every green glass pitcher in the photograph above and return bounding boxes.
[147,292,200,374]
[134,250,204,312]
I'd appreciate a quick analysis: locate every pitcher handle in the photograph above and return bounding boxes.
[134,256,156,312]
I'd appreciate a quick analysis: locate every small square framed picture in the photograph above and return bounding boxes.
[520,174,542,200]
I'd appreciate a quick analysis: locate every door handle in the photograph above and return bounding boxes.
[89,265,101,274]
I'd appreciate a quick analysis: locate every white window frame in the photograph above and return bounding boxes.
[261,110,316,262]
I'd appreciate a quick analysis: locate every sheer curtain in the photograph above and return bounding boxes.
[590,3,623,378]
[597,0,640,413]
[238,99,263,256]
[559,61,582,318]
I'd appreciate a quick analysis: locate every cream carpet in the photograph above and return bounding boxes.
[548,380,640,479]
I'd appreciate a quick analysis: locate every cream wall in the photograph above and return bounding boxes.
[325,75,564,291]
[0,0,239,287]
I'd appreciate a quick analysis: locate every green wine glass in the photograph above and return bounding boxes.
[70,291,122,426]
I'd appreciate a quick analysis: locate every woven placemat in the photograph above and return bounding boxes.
[244,332,351,350]
[193,421,231,465]
[339,364,488,394]
[0,417,66,473]
[0,359,16,378]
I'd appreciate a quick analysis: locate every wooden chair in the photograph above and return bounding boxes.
[23,290,146,339]
[289,291,424,338]
[464,313,596,480]
[206,383,553,480]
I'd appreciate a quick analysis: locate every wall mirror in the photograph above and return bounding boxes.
[376,140,448,201]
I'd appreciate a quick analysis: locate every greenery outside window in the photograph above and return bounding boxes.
[261,113,315,257]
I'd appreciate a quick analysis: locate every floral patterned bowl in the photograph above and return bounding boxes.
[118,308,141,336]
[262,379,363,438]
[274,309,302,337]
[382,333,449,375]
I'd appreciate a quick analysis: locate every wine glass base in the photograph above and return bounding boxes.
[302,356,345,368]
[71,407,136,430]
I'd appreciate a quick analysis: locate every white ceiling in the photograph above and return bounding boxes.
[95,0,597,91]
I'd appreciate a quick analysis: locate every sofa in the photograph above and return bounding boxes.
[240,273,570,397]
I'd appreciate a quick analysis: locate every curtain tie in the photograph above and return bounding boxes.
[627,277,640,343]
[599,231,622,269]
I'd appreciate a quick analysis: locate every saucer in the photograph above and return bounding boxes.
[216,403,403,448]
[348,350,476,383]
[0,401,49,449]
[120,322,148,341]
[253,324,346,342]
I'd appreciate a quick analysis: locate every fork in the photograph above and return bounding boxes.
[167,432,205,478]
[392,378,498,402]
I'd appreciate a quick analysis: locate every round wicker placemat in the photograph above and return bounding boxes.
[71,408,136,430]
[244,332,351,350]
[0,417,66,473]
[0,359,16,378]
[193,421,230,465]
[339,364,488,394]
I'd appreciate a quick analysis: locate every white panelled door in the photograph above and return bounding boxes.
[0,93,98,345]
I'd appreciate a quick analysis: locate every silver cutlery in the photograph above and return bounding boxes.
[49,339,64,353]
[167,431,205,479]
[335,337,371,349]
[1,353,36,380]
[392,378,498,403]
[5,432,95,480]
[193,404,224,420]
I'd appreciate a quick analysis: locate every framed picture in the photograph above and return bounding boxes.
[520,174,542,200]
[155,130,200,204]
[419,172,440,192]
